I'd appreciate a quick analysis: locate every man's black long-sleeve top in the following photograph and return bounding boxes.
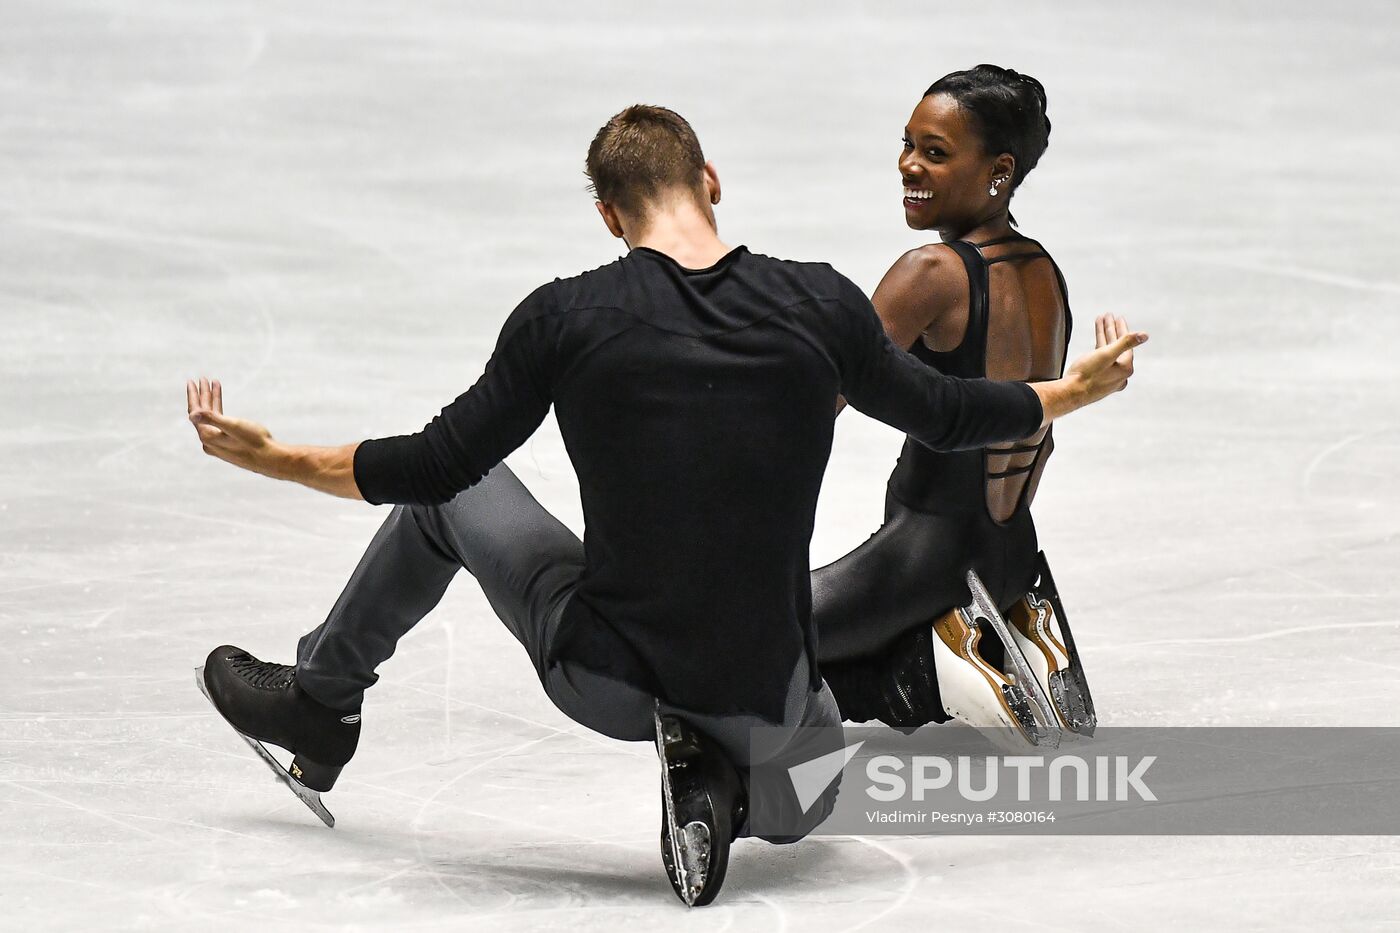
[354,246,1042,722]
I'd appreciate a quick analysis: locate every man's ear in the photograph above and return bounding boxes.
[703,161,721,206]
[596,200,627,239]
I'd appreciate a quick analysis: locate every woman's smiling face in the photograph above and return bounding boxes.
[899,93,1009,233]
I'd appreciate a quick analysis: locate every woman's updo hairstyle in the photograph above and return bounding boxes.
[925,64,1051,195]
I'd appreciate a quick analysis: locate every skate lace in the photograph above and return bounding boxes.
[879,628,944,728]
[229,655,297,689]
[824,628,946,729]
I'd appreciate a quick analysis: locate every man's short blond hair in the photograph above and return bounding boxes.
[585,105,706,217]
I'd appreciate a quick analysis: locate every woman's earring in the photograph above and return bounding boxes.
[989,178,1004,197]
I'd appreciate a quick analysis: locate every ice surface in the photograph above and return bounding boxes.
[3,1,1400,929]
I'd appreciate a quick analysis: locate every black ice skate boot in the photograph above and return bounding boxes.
[654,707,746,907]
[196,645,360,827]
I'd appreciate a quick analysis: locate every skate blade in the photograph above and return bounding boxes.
[660,819,712,908]
[1050,610,1097,738]
[195,666,336,828]
[1008,597,1075,733]
[654,707,711,907]
[1048,669,1096,737]
[931,610,1053,750]
[1031,553,1097,736]
[963,571,1062,748]
[1011,597,1096,737]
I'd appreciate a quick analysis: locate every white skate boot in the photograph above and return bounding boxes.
[929,568,1063,750]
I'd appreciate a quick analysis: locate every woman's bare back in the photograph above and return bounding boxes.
[922,234,1069,522]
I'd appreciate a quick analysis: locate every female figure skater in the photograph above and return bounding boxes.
[816,65,1108,729]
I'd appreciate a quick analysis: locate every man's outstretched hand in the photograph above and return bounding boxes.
[1072,313,1142,399]
[185,378,364,500]
[1032,314,1147,427]
[186,378,279,477]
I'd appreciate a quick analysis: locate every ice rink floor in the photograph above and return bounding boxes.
[4,1,1400,929]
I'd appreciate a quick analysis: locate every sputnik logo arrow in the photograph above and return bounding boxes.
[787,740,865,813]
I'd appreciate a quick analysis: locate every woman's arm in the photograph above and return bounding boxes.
[870,244,968,350]
[837,244,967,413]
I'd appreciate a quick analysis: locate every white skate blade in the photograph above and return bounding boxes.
[195,666,336,828]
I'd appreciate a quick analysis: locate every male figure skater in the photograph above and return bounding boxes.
[186,105,1144,906]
